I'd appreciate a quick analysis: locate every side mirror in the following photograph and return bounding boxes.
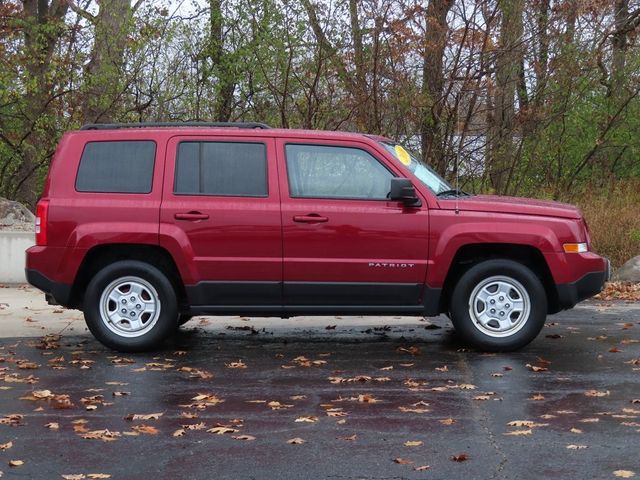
[389,178,422,207]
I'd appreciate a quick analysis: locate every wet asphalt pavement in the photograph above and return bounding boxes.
[0,301,638,479]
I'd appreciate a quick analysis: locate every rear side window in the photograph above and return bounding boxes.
[174,141,267,197]
[285,144,393,200]
[76,141,156,193]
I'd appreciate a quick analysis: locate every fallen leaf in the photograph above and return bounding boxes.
[566,444,588,449]
[439,418,456,425]
[131,425,158,435]
[207,426,239,435]
[8,460,23,467]
[508,420,535,427]
[172,429,185,437]
[404,440,423,447]
[526,364,547,372]
[396,346,420,356]
[450,453,469,462]
[287,437,305,444]
[585,390,610,397]
[267,401,293,410]
[232,435,256,441]
[613,471,635,478]
[225,360,247,369]
[295,416,318,423]
[504,429,532,436]
[87,475,111,479]
[357,394,381,403]
[570,428,583,434]
[0,442,12,450]
[415,465,431,471]
[529,394,545,401]
[394,458,413,465]
[124,413,163,421]
[62,475,85,480]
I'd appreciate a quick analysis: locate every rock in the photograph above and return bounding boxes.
[612,256,640,282]
[0,197,35,230]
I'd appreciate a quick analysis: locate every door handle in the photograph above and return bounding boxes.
[175,211,209,221]
[293,214,328,223]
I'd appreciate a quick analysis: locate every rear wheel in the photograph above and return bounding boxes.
[449,259,547,351]
[83,261,178,352]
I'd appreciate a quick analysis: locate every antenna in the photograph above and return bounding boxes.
[455,153,460,215]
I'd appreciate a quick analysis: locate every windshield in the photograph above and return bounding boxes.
[380,142,452,195]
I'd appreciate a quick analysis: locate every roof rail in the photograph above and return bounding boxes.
[80,122,271,130]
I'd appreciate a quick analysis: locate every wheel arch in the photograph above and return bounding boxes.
[439,243,559,315]
[69,244,186,310]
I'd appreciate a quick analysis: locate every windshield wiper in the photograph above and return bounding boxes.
[436,189,471,198]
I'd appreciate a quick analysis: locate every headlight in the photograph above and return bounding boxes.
[563,243,588,253]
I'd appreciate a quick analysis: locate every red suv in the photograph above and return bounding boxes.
[26,122,609,352]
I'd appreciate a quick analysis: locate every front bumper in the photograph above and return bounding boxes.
[555,258,610,310]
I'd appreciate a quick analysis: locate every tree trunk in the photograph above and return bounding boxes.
[349,0,369,130]
[13,0,68,207]
[209,0,235,122]
[488,0,523,193]
[421,0,453,175]
[81,0,134,124]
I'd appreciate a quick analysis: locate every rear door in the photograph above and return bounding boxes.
[276,138,430,311]
[160,135,282,309]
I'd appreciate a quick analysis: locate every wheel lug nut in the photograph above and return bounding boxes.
[490,299,495,304]
[121,308,127,314]
[136,304,142,309]
[121,299,127,304]
[130,312,136,317]
[130,296,135,302]
[490,308,496,314]
[505,303,510,308]
[499,311,505,316]
[499,296,504,301]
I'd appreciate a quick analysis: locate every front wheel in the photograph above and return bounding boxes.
[83,261,178,352]
[449,259,547,352]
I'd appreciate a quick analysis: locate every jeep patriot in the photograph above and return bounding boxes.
[25,122,609,352]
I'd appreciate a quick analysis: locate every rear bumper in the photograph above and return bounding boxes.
[25,269,72,306]
[555,258,610,310]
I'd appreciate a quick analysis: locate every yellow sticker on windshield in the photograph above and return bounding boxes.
[394,145,412,166]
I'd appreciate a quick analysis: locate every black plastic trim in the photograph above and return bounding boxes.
[284,282,423,306]
[80,122,271,130]
[185,281,281,306]
[555,268,608,311]
[25,269,72,307]
[185,281,442,317]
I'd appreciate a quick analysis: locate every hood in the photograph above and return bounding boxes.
[438,194,582,219]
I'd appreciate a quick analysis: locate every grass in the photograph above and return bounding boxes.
[572,179,640,270]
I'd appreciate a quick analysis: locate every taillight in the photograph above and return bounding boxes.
[35,200,49,246]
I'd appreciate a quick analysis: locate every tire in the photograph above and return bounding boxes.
[177,314,193,326]
[83,260,178,352]
[449,259,547,352]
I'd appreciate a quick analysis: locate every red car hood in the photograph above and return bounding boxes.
[438,194,582,219]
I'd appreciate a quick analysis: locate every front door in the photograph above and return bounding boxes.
[276,138,430,312]
[160,135,282,309]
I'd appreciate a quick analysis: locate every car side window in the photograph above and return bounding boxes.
[174,141,267,197]
[285,144,393,200]
[76,140,156,193]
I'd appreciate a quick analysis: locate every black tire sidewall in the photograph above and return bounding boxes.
[449,259,547,352]
[83,260,178,352]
